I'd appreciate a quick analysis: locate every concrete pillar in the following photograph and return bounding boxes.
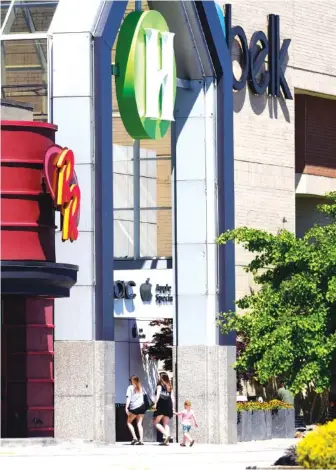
[49,0,125,442]
[173,79,237,444]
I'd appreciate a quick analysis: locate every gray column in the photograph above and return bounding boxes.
[173,79,237,444]
[49,0,127,442]
[54,341,115,442]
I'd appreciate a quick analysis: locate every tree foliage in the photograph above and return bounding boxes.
[145,318,173,372]
[217,193,336,394]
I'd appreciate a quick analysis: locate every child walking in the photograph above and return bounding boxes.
[174,400,198,447]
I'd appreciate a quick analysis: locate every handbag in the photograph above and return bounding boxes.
[143,391,154,411]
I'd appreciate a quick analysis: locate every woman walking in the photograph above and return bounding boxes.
[125,375,146,445]
[153,373,175,445]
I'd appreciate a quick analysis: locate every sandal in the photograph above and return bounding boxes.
[135,441,144,445]
[190,440,195,447]
[180,443,186,447]
[164,435,170,445]
[131,439,138,445]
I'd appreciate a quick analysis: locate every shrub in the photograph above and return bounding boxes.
[237,399,293,412]
[297,419,336,469]
[274,445,297,466]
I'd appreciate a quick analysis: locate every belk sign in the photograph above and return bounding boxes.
[225,4,292,100]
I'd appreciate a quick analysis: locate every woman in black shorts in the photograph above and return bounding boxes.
[153,373,175,445]
[125,375,146,445]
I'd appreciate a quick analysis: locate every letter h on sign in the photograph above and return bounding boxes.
[144,28,175,121]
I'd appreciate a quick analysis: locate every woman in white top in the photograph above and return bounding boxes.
[125,375,146,445]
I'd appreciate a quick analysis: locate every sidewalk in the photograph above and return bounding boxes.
[0,438,298,470]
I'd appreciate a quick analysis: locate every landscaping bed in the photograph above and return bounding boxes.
[248,419,336,469]
[237,400,295,441]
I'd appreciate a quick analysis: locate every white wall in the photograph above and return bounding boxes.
[52,31,95,341]
[296,196,331,238]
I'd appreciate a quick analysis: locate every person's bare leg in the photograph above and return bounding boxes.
[153,415,166,437]
[136,415,144,442]
[162,416,170,444]
[127,414,137,441]
[180,433,187,446]
[184,431,193,443]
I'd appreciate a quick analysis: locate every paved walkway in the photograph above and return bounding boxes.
[0,438,298,470]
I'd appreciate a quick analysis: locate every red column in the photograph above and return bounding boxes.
[1,121,57,261]
[1,122,57,438]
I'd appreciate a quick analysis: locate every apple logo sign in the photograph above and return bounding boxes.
[140,278,152,302]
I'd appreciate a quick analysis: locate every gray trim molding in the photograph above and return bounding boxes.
[93,0,128,341]
[196,2,236,345]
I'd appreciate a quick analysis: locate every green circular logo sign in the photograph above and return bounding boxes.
[115,10,176,140]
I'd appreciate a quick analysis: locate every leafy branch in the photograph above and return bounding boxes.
[217,192,336,395]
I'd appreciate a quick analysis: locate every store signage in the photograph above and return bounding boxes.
[44,145,81,242]
[115,10,176,140]
[155,284,173,304]
[114,280,136,299]
[116,279,173,304]
[140,279,153,302]
[224,4,292,100]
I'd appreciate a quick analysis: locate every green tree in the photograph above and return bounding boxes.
[217,193,336,394]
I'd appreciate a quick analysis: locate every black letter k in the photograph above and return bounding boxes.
[279,38,292,100]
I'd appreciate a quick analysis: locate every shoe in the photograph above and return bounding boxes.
[180,443,186,447]
[190,440,195,447]
[135,441,144,445]
[164,435,170,445]
[131,439,138,445]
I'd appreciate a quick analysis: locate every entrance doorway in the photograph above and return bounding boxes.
[1,297,54,438]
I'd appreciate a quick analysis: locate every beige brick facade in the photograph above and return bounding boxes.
[217,0,336,301]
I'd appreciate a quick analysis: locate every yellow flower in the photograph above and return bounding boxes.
[297,419,336,469]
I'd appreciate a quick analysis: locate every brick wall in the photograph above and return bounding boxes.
[156,160,172,256]
[216,0,336,301]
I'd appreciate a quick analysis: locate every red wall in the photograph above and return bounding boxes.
[1,121,57,261]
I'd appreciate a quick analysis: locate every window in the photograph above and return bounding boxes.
[111,0,173,259]
[1,1,57,34]
[1,39,48,121]
[112,135,173,259]
[0,1,58,122]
